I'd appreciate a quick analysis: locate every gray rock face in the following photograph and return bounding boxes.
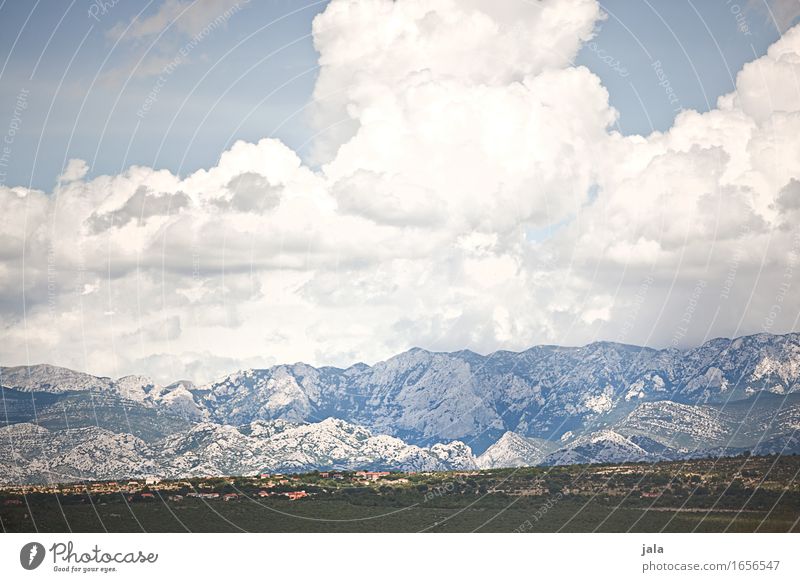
[0,364,113,393]
[192,332,800,453]
[2,332,800,480]
[0,423,157,484]
[0,419,475,484]
[476,432,556,468]
[540,430,653,466]
[159,417,476,478]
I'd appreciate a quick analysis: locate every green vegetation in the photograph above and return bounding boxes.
[2,455,798,533]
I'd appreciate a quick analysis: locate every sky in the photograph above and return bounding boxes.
[1,0,800,383]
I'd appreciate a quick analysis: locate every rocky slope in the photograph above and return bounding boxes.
[159,417,476,478]
[2,332,800,480]
[476,431,556,468]
[0,418,475,484]
[0,423,157,484]
[191,332,800,452]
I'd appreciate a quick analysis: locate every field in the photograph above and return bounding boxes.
[2,455,799,533]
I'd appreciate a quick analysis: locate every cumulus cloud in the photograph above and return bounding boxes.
[309,0,602,161]
[88,186,191,232]
[1,0,799,383]
[775,178,800,212]
[59,159,89,183]
[216,172,282,214]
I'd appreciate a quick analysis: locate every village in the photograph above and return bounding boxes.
[2,454,797,511]
[2,455,799,533]
[0,469,421,506]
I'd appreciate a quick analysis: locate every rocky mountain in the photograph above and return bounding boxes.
[540,430,655,466]
[2,332,799,481]
[188,332,800,452]
[0,365,201,413]
[0,423,157,484]
[476,429,676,469]
[159,417,475,478]
[0,418,475,485]
[0,385,194,441]
[476,431,556,468]
[0,364,114,393]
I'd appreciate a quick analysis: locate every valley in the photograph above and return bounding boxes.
[1,455,798,532]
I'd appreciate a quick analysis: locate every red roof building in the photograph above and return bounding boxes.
[362,471,390,481]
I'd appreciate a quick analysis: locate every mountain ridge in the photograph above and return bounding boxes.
[6,331,794,388]
[2,332,800,482]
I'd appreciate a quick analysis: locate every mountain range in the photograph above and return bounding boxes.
[1,332,799,484]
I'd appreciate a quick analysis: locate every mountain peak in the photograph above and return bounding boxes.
[3,331,800,474]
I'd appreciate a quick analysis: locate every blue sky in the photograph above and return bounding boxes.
[0,0,328,190]
[0,0,792,191]
[578,0,790,134]
[2,0,800,380]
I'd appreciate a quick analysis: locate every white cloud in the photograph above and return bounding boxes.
[1,0,800,383]
[309,0,603,162]
[59,159,90,183]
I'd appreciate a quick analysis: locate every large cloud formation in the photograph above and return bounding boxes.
[2,0,799,383]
